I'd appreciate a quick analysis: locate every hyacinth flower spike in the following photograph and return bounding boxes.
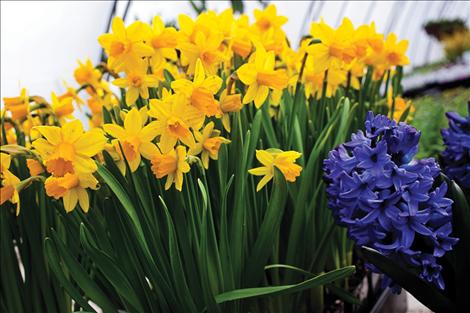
[324,112,458,291]
[441,102,470,189]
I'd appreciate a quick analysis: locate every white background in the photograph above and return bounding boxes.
[2,1,469,99]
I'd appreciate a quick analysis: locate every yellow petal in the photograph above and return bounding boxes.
[62,120,84,143]
[103,124,126,140]
[256,174,273,192]
[63,190,78,213]
[126,88,140,105]
[243,83,258,104]
[139,142,159,160]
[74,131,106,157]
[32,138,55,155]
[139,121,159,142]
[256,149,274,166]
[237,64,257,85]
[133,42,154,57]
[124,108,142,135]
[248,166,269,176]
[203,76,222,94]
[111,17,126,38]
[254,85,269,108]
[74,155,98,173]
[113,78,129,88]
[165,173,174,190]
[34,126,62,145]
[128,152,141,172]
[201,152,209,169]
[159,135,178,154]
[77,188,89,213]
[194,59,205,85]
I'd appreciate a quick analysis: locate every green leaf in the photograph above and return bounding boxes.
[96,163,146,248]
[447,179,470,310]
[79,224,145,313]
[44,238,96,313]
[244,170,288,286]
[215,266,355,304]
[359,247,455,313]
[264,263,360,305]
[48,231,118,313]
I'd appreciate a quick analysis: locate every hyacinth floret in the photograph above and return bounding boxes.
[324,112,458,290]
[441,103,470,188]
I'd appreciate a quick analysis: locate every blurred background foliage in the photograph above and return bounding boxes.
[412,87,470,159]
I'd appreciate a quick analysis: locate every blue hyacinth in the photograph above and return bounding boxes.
[441,103,470,189]
[324,112,458,290]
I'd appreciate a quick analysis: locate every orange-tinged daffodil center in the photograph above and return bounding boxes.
[167,117,190,138]
[130,75,143,87]
[387,52,400,64]
[151,154,177,178]
[191,88,218,115]
[121,137,140,161]
[328,43,343,59]
[110,41,126,57]
[46,158,74,177]
[257,71,288,90]
[201,51,217,65]
[257,18,272,31]
[203,137,223,155]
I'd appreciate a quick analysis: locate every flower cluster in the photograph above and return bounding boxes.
[441,103,470,188]
[33,121,106,213]
[302,18,409,99]
[1,5,411,213]
[324,112,458,290]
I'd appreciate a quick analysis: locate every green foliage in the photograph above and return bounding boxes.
[411,87,470,158]
[1,65,403,312]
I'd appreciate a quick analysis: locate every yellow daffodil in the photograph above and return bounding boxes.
[189,122,230,169]
[218,90,243,132]
[307,18,355,72]
[253,4,288,33]
[148,90,203,153]
[151,145,190,191]
[50,92,74,120]
[74,58,101,87]
[303,62,347,99]
[252,5,288,55]
[0,153,21,215]
[58,82,84,108]
[44,172,98,213]
[103,107,159,172]
[383,33,410,67]
[32,120,106,176]
[3,88,29,120]
[387,89,414,121]
[365,33,409,68]
[351,23,383,61]
[112,64,160,105]
[237,43,289,108]
[230,14,253,58]
[98,17,153,72]
[178,14,224,74]
[171,59,222,117]
[248,149,302,191]
[145,16,178,68]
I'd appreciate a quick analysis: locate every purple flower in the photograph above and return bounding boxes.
[324,112,458,291]
[441,103,470,188]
